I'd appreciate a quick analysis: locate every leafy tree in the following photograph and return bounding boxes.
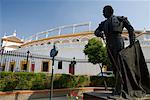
[84,37,110,76]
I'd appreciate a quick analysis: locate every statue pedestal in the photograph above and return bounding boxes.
[83,91,150,100]
[83,91,112,100]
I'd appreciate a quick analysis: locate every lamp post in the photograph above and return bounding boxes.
[50,44,58,100]
[26,51,30,72]
[0,39,4,71]
[70,57,76,75]
[71,57,76,65]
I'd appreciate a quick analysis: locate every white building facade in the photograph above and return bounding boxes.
[0,23,150,75]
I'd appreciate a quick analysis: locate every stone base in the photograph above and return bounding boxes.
[83,91,112,100]
[83,91,150,100]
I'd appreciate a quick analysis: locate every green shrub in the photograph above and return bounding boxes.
[105,77,115,87]
[15,77,32,90]
[0,72,115,91]
[90,76,115,87]
[76,75,90,87]
[43,74,51,89]
[0,72,13,78]
[31,73,46,90]
[1,74,19,91]
[53,74,77,88]
[14,72,34,90]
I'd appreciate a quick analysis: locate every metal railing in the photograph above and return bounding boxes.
[1,49,150,72]
[24,22,91,42]
[0,49,90,72]
[0,50,90,63]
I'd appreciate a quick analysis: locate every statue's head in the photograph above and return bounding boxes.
[103,5,114,18]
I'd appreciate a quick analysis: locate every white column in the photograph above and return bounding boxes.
[15,58,20,72]
[36,34,38,40]
[88,21,91,31]
[46,32,48,38]
[58,27,61,35]
[5,58,10,71]
[73,25,75,34]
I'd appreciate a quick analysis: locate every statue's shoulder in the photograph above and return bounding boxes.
[99,20,106,25]
[116,16,127,22]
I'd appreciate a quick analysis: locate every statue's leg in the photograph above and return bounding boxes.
[108,48,122,96]
[113,71,122,95]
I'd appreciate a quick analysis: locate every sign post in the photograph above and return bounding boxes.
[50,44,58,100]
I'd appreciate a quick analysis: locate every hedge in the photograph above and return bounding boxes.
[0,72,115,91]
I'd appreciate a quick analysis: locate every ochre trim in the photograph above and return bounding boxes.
[21,31,144,47]
[21,31,94,46]
[2,39,24,43]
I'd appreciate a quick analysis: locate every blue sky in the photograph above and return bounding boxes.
[0,0,150,39]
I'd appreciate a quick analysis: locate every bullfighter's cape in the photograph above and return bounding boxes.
[118,40,150,97]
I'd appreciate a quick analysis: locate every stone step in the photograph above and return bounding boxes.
[83,91,150,100]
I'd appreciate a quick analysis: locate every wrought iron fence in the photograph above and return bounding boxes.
[0,49,50,72]
[0,49,90,72]
[1,49,150,73]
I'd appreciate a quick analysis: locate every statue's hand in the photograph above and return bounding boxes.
[94,30,104,38]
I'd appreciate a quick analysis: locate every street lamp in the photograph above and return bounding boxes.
[50,44,58,100]
[70,57,76,75]
[71,57,76,65]
[0,39,4,71]
[0,48,4,72]
[26,50,30,72]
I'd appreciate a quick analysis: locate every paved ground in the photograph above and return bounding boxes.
[31,95,83,100]
[31,96,74,100]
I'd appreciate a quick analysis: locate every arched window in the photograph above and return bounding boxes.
[72,38,79,42]
[54,40,60,44]
[47,42,51,45]
[41,43,44,45]
[62,40,70,43]
[81,38,89,42]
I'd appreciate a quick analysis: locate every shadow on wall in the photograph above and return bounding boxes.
[13,91,50,100]
[28,92,49,100]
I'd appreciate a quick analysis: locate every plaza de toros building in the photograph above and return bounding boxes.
[0,22,150,75]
